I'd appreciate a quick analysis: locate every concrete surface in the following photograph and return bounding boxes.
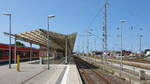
[66,64,83,84]
[0,60,82,84]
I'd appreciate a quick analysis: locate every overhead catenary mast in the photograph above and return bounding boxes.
[102,2,107,63]
[94,38,96,51]
[87,30,89,56]
[82,38,85,55]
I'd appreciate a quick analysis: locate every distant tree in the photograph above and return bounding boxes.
[144,49,150,54]
[16,41,25,47]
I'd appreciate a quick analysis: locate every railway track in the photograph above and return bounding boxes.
[74,56,132,84]
[74,56,110,84]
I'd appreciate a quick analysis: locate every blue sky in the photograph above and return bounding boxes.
[0,0,150,52]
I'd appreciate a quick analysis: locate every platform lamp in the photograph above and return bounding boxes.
[120,20,127,70]
[2,13,12,69]
[47,15,55,70]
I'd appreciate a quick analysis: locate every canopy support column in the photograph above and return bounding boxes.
[30,43,32,63]
[14,37,17,64]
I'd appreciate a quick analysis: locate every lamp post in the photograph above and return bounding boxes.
[3,13,11,69]
[47,15,55,70]
[120,20,127,70]
[65,35,68,64]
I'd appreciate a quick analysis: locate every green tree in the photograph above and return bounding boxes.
[16,41,25,47]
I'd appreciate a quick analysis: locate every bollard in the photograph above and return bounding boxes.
[17,55,20,72]
[139,70,145,80]
[40,57,43,65]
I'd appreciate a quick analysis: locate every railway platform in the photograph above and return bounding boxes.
[0,60,82,84]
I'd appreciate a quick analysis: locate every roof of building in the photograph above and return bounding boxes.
[4,29,77,52]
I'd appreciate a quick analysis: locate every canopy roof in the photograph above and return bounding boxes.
[4,29,77,52]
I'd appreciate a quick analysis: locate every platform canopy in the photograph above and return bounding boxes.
[4,29,77,52]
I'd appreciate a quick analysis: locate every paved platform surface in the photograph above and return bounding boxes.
[0,61,82,84]
[66,64,83,84]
